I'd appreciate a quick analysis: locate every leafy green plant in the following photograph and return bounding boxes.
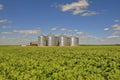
[0,46,120,80]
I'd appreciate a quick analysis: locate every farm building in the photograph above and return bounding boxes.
[37,34,79,46]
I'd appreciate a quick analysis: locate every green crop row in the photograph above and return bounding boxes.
[0,46,120,80]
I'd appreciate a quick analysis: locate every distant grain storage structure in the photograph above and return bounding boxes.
[38,35,46,46]
[37,33,79,46]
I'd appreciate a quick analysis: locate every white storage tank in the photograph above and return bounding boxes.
[70,36,79,46]
[59,34,70,46]
[38,35,46,46]
[47,33,58,46]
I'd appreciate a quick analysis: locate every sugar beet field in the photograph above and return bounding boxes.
[0,46,120,80]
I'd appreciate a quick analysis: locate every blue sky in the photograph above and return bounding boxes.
[0,0,120,45]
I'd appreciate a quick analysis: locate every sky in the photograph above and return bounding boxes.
[0,0,120,45]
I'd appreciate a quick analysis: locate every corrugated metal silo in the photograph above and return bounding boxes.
[38,35,46,46]
[47,34,58,46]
[70,36,79,46]
[59,34,69,46]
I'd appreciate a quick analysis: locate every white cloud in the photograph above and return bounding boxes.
[51,27,58,31]
[67,29,72,32]
[61,0,88,11]
[60,28,66,31]
[79,35,104,44]
[0,4,3,10]
[104,36,120,44]
[112,24,120,30]
[0,36,32,45]
[1,32,13,34]
[60,0,97,16]
[61,0,88,15]
[0,19,8,23]
[114,20,119,23]
[13,29,40,34]
[87,35,104,42]
[51,2,61,8]
[74,29,78,32]
[104,28,109,31]
[76,31,84,35]
[107,35,119,39]
[79,34,120,44]
[2,26,11,29]
[81,11,97,16]
[102,23,120,44]
[112,31,120,35]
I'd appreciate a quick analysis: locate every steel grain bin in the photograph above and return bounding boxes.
[59,34,69,46]
[38,35,46,46]
[47,34,58,46]
[70,36,79,46]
